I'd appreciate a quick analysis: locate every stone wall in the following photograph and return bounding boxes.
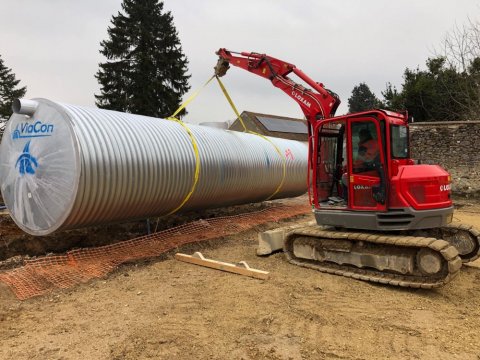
[409,121,480,197]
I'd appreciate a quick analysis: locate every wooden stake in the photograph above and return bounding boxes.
[175,252,269,280]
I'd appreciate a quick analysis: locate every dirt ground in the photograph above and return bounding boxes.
[1,199,480,360]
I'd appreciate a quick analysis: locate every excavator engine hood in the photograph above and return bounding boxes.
[397,164,452,211]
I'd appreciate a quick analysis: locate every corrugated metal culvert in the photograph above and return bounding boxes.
[0,99,308,236]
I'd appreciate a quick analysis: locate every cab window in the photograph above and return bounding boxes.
[391,125,408,158]
[351,121,379,174]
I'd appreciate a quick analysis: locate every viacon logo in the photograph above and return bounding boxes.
[15,141,38,175]
[12,120,54,140]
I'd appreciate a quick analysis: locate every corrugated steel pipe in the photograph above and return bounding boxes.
[0,98,309,236]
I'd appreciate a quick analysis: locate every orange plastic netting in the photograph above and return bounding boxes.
[0,203,311,300]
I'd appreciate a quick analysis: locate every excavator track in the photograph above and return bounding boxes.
[413,224,480,263]
[284,226,462,289]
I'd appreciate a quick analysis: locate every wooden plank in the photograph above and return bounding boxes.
[175,252,269,280]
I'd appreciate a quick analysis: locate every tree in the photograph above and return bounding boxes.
[381,57,477,121]
[404,58,472,121]
[381,82,404,112]
[0,54,27,120]
[347,82,382,113]
[435,18,480,73]
[377,19,480,121]
[95,0,190,118]
[433,19,480,119]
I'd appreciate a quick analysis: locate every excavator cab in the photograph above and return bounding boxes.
[312,110,455,231]
[313,114,387,210]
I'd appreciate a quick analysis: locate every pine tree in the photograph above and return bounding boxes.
[95,0,190,118]
[348,82,382,113]
[0,54,27,120]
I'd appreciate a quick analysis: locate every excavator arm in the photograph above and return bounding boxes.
[214,48,341,125]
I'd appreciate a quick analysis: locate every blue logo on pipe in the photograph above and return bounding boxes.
[15,141,38,175]
[12,120,54,140]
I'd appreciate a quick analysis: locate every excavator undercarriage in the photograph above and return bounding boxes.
[412,224,480,263]
[284,223,480,288]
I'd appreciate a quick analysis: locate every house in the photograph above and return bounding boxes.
[228,111,308,141]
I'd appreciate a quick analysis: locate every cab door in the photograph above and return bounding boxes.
[348,118,387,211]
[312,119,346,207]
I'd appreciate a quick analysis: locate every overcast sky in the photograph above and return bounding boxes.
[1,0,479,124]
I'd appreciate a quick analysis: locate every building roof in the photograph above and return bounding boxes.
[228,111,308,141]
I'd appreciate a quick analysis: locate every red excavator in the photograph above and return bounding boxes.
[214,48,480,288]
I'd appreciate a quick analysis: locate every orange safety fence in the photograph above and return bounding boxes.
[0,202,311,300]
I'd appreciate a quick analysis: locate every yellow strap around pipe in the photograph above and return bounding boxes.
[248,131,287,201]
[215,76,287,200]
[161,76,216,218]
[164,117,201,216]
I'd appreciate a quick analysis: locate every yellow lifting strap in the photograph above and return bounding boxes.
[158,73,288,225]
[163,75,215,216]
[215,76,247,132]
[169,75,216,119]
[215,76,287,201]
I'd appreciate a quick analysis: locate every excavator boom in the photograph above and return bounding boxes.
[215,48,340,123]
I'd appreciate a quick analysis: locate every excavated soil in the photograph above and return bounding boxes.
[1,198,480,359]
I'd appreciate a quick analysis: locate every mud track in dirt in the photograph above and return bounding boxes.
[1,198,480,359]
